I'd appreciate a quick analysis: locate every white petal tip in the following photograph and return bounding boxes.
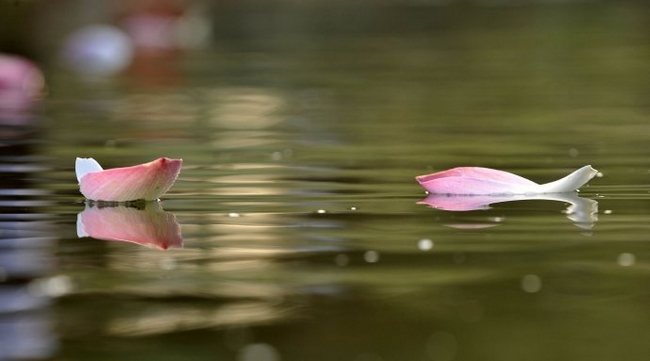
[537,165,599,193]
[75,157,103,182]
[76,212,88,238]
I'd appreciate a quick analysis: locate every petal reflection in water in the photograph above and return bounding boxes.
[419,192,598,229]
[77,201,183,249]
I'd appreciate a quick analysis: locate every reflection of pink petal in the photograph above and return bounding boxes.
[418,194,510,211]
[419,192,599,229]
[416,166,597,195]
[77,202,182,249]
[444,223,500,229]
[77,157,182,202]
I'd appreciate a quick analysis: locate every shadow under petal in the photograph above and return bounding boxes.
[419,192,598,229]
[77,201,183,249]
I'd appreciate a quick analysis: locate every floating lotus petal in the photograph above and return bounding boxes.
[419,192,598,230]
[416,165,598,195]
[77,201,182,249]
[76,157,182,202]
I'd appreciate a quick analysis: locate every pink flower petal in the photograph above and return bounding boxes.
[416,167,538,195]
[77,202,182,249]
[416,167,538,187]
[78,157,182,202]
[416,166,597,195]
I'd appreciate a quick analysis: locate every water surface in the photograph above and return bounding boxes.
[2,3,650,361]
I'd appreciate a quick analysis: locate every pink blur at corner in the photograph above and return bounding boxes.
[0,54,45,116]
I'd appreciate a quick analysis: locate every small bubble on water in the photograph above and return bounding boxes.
[228,212,241,218]
[350,206,357,211]
[271,151,283,161]
[364,250,380,263]
[618,253,635,267]
[568,148,579,157]
[418,238,433,251]
[238,343,280,361]
[335,253,349,266]
[596,171,604,178]
[521,274,542,293]
[488,216,505,222]
[603,210,612,215]
[317,209,327,214]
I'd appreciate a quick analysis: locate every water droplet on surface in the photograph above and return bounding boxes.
[282,148,293,158]
[418,238,433,251]
[238,343,280,361]
[618,253,635,267]
[364,250,379,263]
[521,274,542,293]
[271,151,282,161]
[335,253,349,266]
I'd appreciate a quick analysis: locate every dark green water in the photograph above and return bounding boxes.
[2,2,650,361]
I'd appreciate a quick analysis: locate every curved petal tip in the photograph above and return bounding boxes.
[536,165,598,193]
[75,157,103,182]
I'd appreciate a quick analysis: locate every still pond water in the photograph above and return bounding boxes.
[3,3,650,361]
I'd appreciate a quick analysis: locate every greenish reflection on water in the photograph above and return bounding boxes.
[2,2,650,361]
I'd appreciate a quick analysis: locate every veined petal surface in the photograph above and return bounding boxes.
[77,157,182,202]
